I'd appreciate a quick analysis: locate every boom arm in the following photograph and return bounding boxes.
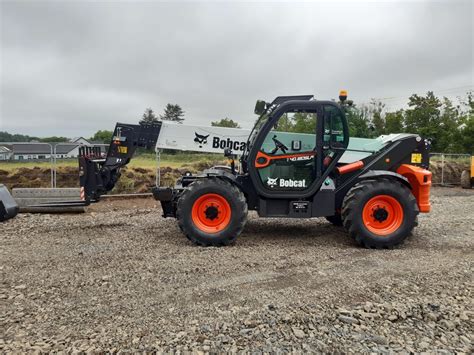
[78,121,406,202]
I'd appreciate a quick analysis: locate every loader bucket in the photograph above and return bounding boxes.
[0,184,19,222]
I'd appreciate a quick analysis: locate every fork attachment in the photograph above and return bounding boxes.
[79,122,162,202]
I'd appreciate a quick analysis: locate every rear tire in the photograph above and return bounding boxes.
[177,178,247,246]
[461,170,472,189]
[342,179,419,249]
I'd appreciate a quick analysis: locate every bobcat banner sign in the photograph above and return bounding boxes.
[156,122,251,154]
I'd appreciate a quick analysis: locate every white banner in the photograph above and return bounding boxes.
[156,122,251,154]
[155,121,376,163]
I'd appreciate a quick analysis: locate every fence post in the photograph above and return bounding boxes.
[441,154,445,186]
[155,149,161,187]
[53,144,57,188]
[47,143,53,188]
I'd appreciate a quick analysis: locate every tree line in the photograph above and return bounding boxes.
[139,104,185,124]
[0,132,69,143]
[345,91,473,154]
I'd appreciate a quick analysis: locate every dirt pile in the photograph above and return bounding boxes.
[0,160,225,193]
[0,167,57,189]
[430,160,469,184]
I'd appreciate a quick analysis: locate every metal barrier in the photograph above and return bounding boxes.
[429,153,471,186]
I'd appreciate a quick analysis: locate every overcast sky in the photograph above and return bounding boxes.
[1,0,472,138]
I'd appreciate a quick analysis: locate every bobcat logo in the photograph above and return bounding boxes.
[194,133,209,147]
[267,177,278,187]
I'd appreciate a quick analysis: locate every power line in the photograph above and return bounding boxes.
[373,84,473,102]
[356,84,473,108]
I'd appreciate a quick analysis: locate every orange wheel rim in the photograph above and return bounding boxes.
[362,195,404,236]
[191,193,232,234]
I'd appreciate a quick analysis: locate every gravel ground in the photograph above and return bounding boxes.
[1,187,473,353]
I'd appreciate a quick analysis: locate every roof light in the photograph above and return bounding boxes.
[339,90,348,102]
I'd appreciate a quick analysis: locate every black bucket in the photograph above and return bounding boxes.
[0,184,19,222]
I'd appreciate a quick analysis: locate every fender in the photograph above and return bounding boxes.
[357,170,411,189]
[396,164,432,212]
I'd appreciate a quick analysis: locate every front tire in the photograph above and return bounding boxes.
[342,179,419,249]
[177,178,247,246]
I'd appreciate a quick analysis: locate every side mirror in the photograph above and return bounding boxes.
[254,100,267,115]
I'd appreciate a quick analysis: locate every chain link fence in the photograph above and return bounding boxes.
[1,142,471,190]
[0,142,150,194]
[429,153,471,186]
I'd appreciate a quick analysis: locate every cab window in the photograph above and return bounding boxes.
[257,110,317,191]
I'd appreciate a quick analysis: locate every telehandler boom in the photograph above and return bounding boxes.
[76,92,432,248]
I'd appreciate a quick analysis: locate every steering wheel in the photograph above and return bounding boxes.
[270,135,289,154]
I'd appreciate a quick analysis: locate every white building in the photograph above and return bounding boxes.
[0,146,13,160]
[10,138,106,161]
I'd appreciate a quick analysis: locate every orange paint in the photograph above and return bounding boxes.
[336,161,364,175]
[362,195,404,236]
[255,151,316,169]
[397,164,432,213]
[191,193,232,233]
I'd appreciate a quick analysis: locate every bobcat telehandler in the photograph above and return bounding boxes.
[67,91,432,248]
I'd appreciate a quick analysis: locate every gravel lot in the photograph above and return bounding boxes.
[1,187,473,352]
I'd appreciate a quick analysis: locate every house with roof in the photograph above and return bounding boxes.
[8,138,107,161]
[0,145,13,160]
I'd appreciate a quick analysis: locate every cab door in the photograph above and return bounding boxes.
[248,102,325,198]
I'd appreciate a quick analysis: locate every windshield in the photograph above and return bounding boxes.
[242,109,273,160]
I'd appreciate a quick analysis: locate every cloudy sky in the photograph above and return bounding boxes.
[1,0,472,138]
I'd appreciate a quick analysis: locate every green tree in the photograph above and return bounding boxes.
[292,112,316,134]
[368,99,386,136]
[0,131,39,142]
[452,91,474,153]
[274,113,294,132]
[90,130,113,144]
[457,115,474,154]
[211,117,240,128]
[437,97,462,152]
[404,91,443,150]
[39,136,69,143]
[385,110,405,133]
[139,108,159,124]
[274,112,316,134]
[345,105,372,138]
[160,104,185,123]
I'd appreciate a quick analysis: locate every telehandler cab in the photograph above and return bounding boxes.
[75,91,432,248]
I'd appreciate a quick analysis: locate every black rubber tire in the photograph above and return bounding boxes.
[342,179,419,249]
[460,170,472,189]
[0,203,6,222]
[177,178,247,246]
[325,214,343,226]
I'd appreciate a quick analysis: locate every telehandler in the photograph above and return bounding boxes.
[69,91,432,248]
